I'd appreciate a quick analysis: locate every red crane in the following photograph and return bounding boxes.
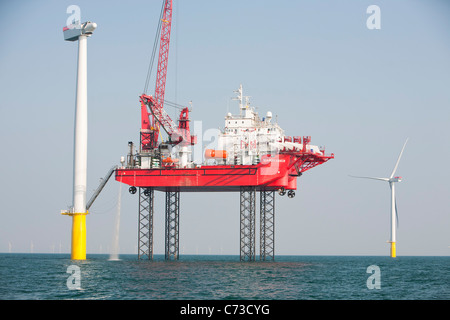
[139,0,193,151]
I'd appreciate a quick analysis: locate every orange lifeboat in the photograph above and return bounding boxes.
[162,157,179,164]
[205,149,227,159]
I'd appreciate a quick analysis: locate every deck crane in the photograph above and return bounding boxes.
[139,0,195,157]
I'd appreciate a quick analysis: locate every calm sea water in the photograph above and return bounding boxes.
[0,254,448,300]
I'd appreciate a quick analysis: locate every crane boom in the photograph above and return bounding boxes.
[140,0,173,151]
[154,0,173,132]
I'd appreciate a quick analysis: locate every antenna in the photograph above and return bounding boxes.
[232,84,244,115]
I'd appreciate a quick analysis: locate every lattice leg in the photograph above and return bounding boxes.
[240,187,256,261]
[260,190,275,261]
[165,191,180,260]
[138,187,154,260]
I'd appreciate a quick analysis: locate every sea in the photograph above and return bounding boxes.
[1,254,448,301]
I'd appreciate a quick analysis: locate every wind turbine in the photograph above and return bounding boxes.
[350,138,408,258]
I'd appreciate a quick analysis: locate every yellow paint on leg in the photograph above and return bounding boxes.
[390,242,396,258]
[71,213,87,260]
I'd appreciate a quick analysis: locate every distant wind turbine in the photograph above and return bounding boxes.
[350,138,408,258]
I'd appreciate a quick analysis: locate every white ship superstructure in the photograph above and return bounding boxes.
[211,85,323,166]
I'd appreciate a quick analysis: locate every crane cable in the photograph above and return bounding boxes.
[164,99,185,110]
[143,0,165,95]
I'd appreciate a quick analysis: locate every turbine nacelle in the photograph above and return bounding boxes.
[390,176,402,183]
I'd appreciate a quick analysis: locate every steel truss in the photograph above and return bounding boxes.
[240,187,256,261]
[260,191,275,261]
[165,191,180,260]
[136,187,275,262]
[138,187,154,260]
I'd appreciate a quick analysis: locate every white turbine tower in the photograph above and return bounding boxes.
[351,139,408,258]
[61,20,97,260]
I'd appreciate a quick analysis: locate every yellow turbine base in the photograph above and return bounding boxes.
[390,242,396,258]
[71,213,87,260]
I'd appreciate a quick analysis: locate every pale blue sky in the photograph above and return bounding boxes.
[0,0,449,256]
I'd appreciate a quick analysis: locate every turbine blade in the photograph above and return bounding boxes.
[390,138,409,179]
[395,196,399,229]
[349,175,389,182]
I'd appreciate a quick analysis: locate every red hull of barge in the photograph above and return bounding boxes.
[115,153,333,192]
